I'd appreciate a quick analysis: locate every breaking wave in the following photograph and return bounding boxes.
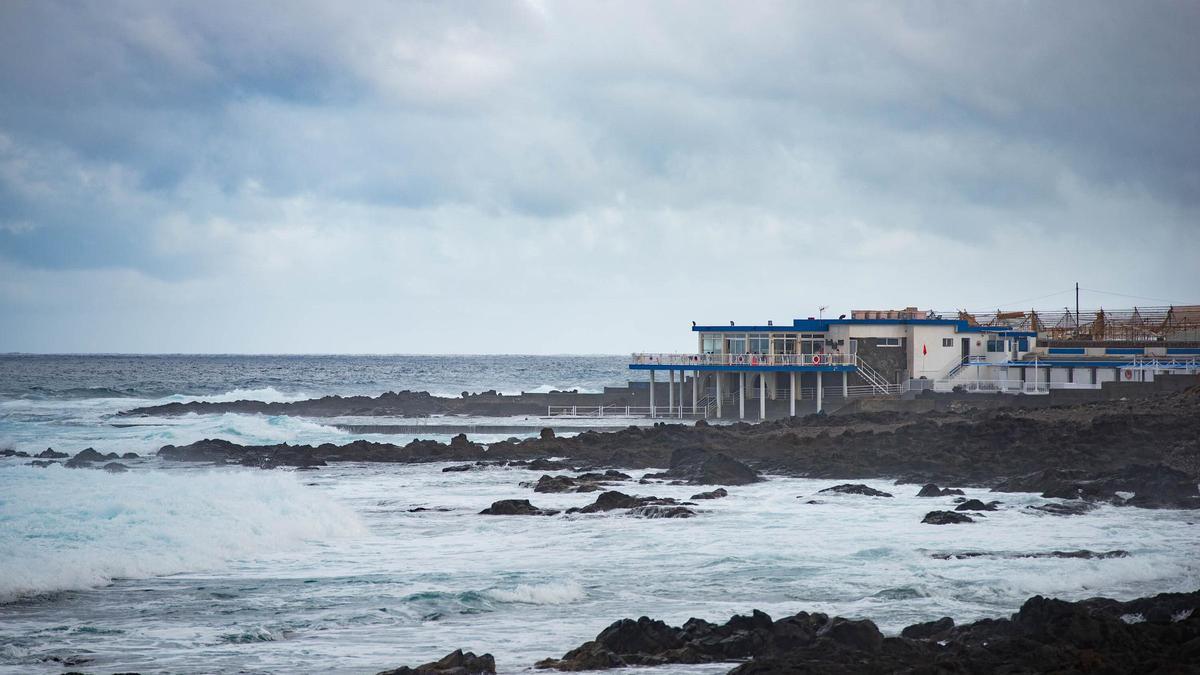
[0,465,365,602]
[484,580,587,605]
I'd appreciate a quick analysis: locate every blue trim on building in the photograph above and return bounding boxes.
[1005,360,1134,368]
[629,364,857,373]
[692,318,1035,337]
[1105,348,1144,355]
[1167,348,1200,355]
[1048,347,1086,354]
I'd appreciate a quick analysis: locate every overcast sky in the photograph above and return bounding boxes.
[1,1,1197,354]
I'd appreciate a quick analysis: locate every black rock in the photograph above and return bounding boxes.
[647,448,761,485]
[29,460,58,468]
[36,448,69,459]
[571,490,681,514]
[101,462,129,473]
[121,452,140,459]
[377,648,496,674]
[690,488,728,500]
[916,483,965,497]
[955,499,1000,511]
[922,510,974,524]
[442,463,476,472]
[819,483,894,498]
[1026,501,1099,516]
[900,617,954,640]
[479,499,559,516]
[628,505,695,518]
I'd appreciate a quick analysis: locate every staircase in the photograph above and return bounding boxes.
[854,356,893,395]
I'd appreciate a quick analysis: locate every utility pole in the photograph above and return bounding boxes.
[1075,282,1080,331]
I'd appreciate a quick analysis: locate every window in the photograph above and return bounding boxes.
[702,334,722,354]
[878,338,901,347]
[748,333,770,354]
[986,339,1008,353]
[726,336,746,354]
[942,338,954,348]
[773,335,797,355]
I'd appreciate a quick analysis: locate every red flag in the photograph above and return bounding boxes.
[922,344,927,355]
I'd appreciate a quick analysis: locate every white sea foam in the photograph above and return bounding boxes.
[0,465,365,601]
[171,387,312,404]
[485,580,587,605]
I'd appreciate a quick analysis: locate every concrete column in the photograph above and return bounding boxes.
[739,372,746,419]
[649,370,656,417]
[789,371,796,416]
[842,371,848,397]
[816,371,823,413]
[668,369,675,415]
[678,371,684,418]
[716,372,723,418]
[692,371,698,416]
[759,373,766,420]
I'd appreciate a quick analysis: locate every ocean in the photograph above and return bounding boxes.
[1,355,1196,674]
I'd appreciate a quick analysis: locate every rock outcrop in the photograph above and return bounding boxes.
[377,649,495,675]
[922,510,974,524]
[479,500,559,516]
[818,483,893,497]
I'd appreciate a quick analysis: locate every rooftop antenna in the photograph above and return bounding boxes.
[818,305,828,318]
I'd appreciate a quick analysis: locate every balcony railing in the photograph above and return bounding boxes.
[631,352,858,367]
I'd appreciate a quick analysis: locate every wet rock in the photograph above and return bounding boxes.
[819,483,894,498]
[540,428,555,440]
[121,452,140,459]
[529,471,629,494]
[1026,501,1099,516]
[818,617,883,652]
[442,463,476,472]
[994,464,1200,509]
[644,448,761,486]
[29,460,58,468]
[101,462,129,473]
[628,505,695,518]
[922,510,973,524]
[36,448,69,459]
[526,458,573,471]
[916,483,965,497]
[690,488,728,500]
[931,550,1129,560]
[955,499,1000,511]
[377,648,496,674]
[570,491,682,514]
[900,616,954,640]
[479,499,559,516]
[65,448,112,468]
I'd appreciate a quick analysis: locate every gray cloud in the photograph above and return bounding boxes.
[0,0,1197,352]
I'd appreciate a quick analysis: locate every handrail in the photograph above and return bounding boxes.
[853,356,892,395]
[632,352,856,367]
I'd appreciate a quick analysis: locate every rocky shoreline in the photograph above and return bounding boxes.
[145,386,1200,509]
[375,590,1200,674]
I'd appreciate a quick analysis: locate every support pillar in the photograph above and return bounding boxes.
[842,371,848,398]
[789,371,796,417]
[692,371,698,416]
[816,371,823,413]
[739,372,746,420]
[668,369,675,415]
[716,372,723,418]
[649,370,656,417]
[759,372,766,420]
[678,371,684,418]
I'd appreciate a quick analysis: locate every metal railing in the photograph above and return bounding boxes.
[546,404,709,419]
[631,352,857,367]
[853,356,893,395]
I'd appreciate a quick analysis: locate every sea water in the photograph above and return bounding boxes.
[1,355,1197,674]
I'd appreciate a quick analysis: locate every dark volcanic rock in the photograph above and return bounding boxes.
[121,452,140,459]
[377,648,496,675]
[931,549,1129,560]
[645,448,761,485]
[628,505,695,519]
[922,510,973,524]
[570,491,683,514]
[955,499,1000,511]
[994,464,1200,509]
[36,448,68,459]
[1026,501,1099,516]
[541,591,1200,675]
[818,483,893,498]
[442,463,476,472]
[690,488,728,500]
[900,616,954,640]
[530,471,630,494]
[916,483,965,497]
[29,460,57,468]
[101,462,129,473]
[525,458,573,471]
[479,499,559,516]
[65,447,115,468]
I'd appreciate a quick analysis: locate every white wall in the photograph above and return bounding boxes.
[908,324,962,379]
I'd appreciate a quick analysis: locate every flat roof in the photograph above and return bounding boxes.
[693,318,1035,337]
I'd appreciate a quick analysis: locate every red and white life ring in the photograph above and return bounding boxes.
[1122,369,1134,380]
[812,354,821,365]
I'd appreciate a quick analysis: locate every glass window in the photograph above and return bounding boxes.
[942,338,954,347]
[702,334,722,354]
[748,333,770,354]
[773,335,797,355]
[726,336,746,354]
[878,337,901,347]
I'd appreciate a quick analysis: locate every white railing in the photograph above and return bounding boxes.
[931,379,1050,394]
[1126,355,1200,372]
[546,403,709,419]
[853,356,893,395]
[632,352,857,367]
[944,355,988,381]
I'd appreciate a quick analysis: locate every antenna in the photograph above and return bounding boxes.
[818,305,828,318]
